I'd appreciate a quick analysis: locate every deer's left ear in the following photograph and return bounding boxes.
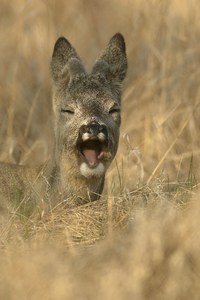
[92,33,128,93]
[51,37,86,85]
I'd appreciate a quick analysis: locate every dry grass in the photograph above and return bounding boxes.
[0,0,200,299]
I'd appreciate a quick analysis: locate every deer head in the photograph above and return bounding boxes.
[50,33,127,201]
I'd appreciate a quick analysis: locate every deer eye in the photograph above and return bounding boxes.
[61,108,74,114]
[109,107,120,114]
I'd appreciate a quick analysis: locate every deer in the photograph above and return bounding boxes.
[0,33,127,212]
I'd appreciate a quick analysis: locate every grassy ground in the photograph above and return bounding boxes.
[0,0,200,299]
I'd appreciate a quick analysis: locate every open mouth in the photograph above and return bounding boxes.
[77,138,107,168]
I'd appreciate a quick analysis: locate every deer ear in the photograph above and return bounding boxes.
[92,33,127,90]
[51,37,85,84]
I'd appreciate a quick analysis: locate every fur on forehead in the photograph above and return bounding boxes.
[68,73,121,102]
[68,73,110,94]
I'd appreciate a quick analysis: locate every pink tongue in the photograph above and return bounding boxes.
[83,149,98,167]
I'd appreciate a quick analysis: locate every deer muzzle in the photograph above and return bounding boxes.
[77,121,111,172]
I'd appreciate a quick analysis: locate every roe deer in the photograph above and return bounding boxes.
[0,33,127,210]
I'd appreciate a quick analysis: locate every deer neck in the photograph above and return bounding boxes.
[47,145,105,205]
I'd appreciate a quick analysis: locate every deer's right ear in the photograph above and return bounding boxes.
[51,37,84,84]
[92,33,128,95]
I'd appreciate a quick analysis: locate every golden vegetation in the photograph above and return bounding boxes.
[0,0,200,299]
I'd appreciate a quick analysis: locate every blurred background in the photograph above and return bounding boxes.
[1,3,200,298]
[0,0,200,191]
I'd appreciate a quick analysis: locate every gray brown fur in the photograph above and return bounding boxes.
[0,33,127,211]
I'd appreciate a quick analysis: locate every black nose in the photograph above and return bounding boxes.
[79,122,107,137]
